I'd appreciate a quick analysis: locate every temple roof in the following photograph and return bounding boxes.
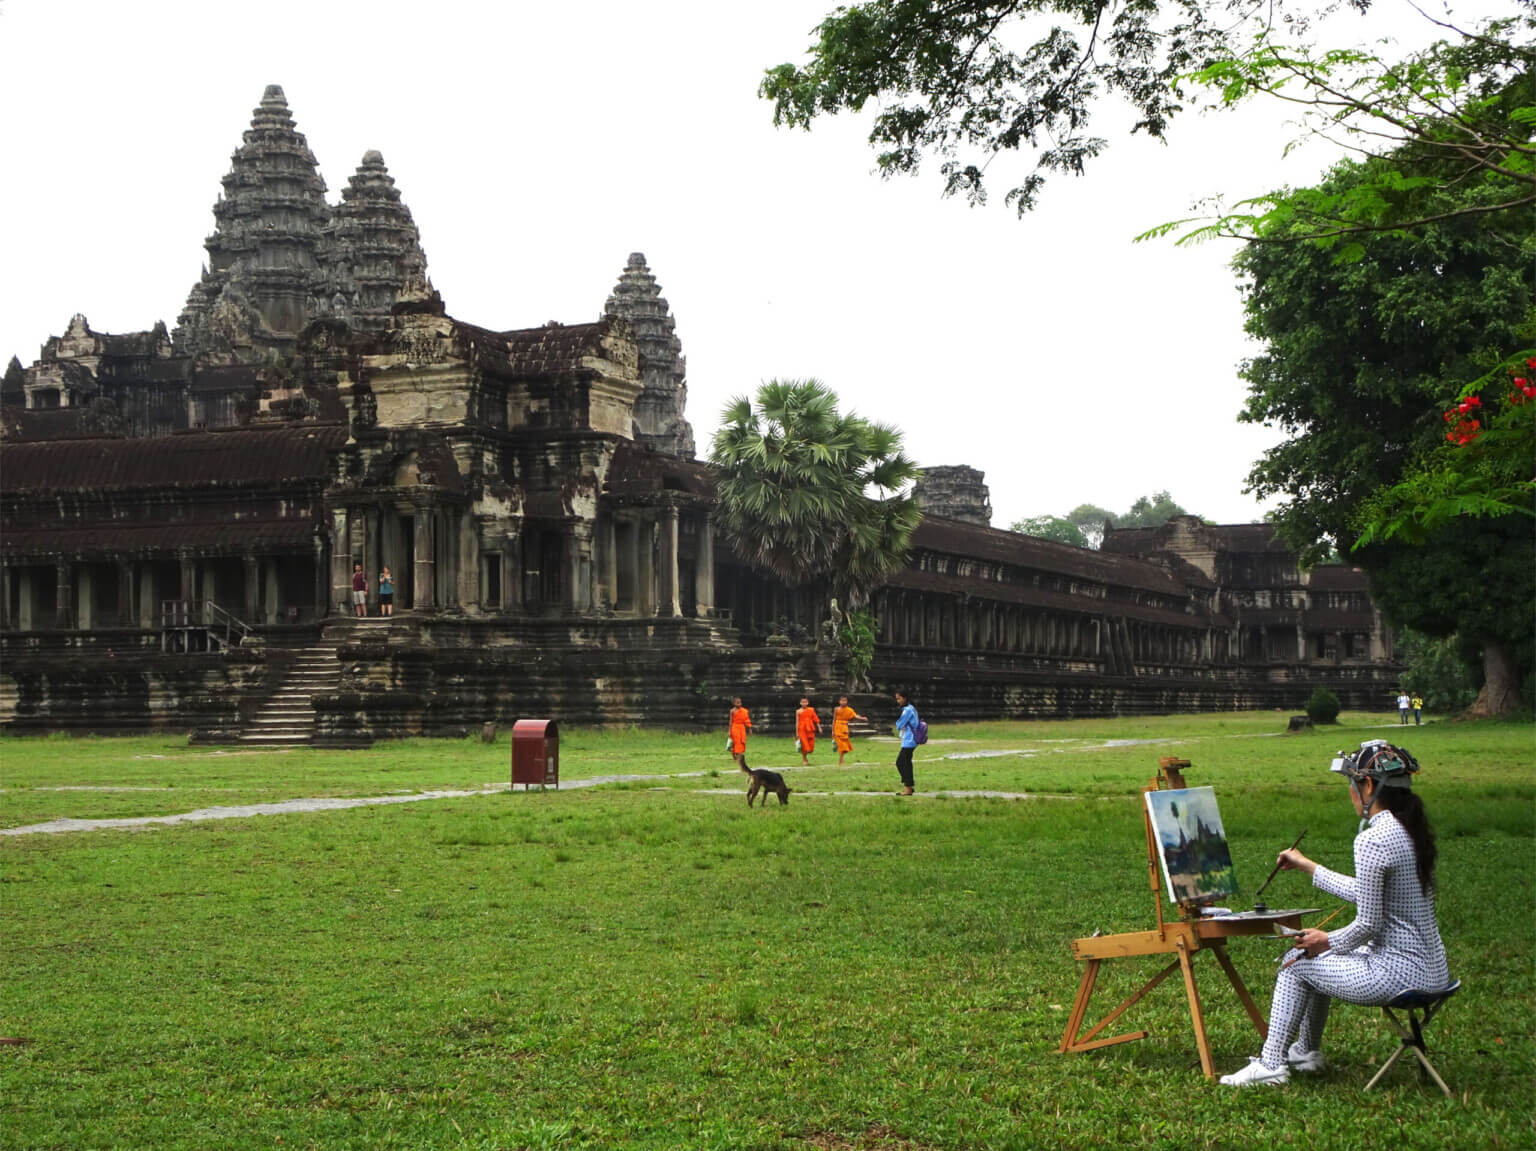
[1,424,346,493]
[883,567,1228,629]
[911,516,1191,597]
[1,517,317,560]
[442,318,634,378]
[1305,564,1374,590]
[1103,521,1293,556]
[604,439,715,499]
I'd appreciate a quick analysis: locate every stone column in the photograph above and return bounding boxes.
[242,555,260,624]
[200,565,217,617]
[17,568,33,631]
[114,565,132,629]
[623,518,641,613]
[413,510,434,610]
[264,559,280,624]
[561,525,591,614]
[659,507,681,617]
[75,564,93,628]
[138,565,156,628]
[636,516,656,616]
[501,538,519,614]
[366,509,382,601]
[693,514,715,618]
[329,509,352,614]
[599,517,618,611]
[0,567,11,630]
[314,537,330,619]
[56,563,74,628]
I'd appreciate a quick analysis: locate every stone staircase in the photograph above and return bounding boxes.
[238,641,341,745]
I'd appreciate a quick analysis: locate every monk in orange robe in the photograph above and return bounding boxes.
[795,696,822,764]
[728,697,753,770]
[832,695,868,764]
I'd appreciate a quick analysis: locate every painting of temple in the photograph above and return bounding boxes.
[0,87,1401,743]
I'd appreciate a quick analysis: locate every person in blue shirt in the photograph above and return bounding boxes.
[893,689,918,796]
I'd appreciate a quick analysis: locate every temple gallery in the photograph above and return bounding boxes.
[0,87,1400,744]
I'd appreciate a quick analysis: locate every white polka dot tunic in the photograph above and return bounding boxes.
[1258,808,1450,1069]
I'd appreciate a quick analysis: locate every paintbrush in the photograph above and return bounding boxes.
[1252,828,1307,911]
[1275,906,1346,964]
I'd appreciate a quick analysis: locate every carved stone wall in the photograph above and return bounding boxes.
[913,466,992,526]
[603,253,695,458]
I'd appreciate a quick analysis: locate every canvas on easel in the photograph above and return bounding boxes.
[1058,757,1316,1079]
[1144,786,1237,906]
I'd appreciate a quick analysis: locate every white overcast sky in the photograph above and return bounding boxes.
[0,0,1495,528]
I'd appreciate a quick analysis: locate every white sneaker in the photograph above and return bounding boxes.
[1219,1057,1290,1087]
[1287,1042,1325,1073]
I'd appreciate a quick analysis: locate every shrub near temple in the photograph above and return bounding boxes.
[1306,686,1342,725]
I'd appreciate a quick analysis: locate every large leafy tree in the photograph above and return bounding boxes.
[1238,145,1535,713]
[1010,494,1191,547]
[761,0,1238,215]
[1159,13,1535,244]
[709,379,920,608]
[763,3,1532,231]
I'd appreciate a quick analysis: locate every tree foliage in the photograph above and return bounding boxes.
[1008,514,1089,547]
[1010,494,1190,547]
[1116,490,1190,528]
[761,0,1245,215]
[1354,350,1536,547]
[709,379,920,607]
[1238,136,1535,712]
[1148,12,1535,245]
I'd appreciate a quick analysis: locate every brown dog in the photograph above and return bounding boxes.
[741,764,792,807]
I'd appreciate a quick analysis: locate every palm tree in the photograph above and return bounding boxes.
[709,379,920,609]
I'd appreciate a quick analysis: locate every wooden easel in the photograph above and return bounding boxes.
[1057,757,1313,1079]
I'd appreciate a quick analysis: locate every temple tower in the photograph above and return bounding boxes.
[324,151,435,330]
[175,85,331,358]
[603,253,695,458]
[913,465,993,526]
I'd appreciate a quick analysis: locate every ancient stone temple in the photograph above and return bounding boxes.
[0,86,1401,742]
[913,465,992,526]
[603,253,695,458]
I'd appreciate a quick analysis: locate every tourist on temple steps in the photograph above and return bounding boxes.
[1220,741,1447,1087]
[352,562,368,618]
[378,567,395,617]
[893,689,919,796]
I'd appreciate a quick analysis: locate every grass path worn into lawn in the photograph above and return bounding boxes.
[1,713,1533,1150]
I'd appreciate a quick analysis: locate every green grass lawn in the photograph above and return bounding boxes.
[2,714,1533,1149]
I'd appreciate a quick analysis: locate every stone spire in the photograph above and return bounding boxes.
[603,252,695,458]
[913,466,993,526]
[323,150,437,330]
[175,85,331,358]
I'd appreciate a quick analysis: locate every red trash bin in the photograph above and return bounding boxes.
[511,718,559,790]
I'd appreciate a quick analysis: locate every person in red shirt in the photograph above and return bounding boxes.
[795,696,822,765]
[351,562,368,617]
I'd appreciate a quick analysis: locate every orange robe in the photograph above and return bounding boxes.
[729,707,752,754]
[796,706,820,754]
[832,705,860,753]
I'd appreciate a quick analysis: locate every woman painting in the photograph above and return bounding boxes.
[1221,741,1448,1086]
